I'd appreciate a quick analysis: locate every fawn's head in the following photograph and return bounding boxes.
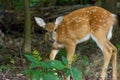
[34,16,64,43]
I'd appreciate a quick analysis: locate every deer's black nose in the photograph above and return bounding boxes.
[50,39,55,43]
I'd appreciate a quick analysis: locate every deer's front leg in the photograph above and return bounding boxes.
[66,43,76,64]
[49,49,59,60]
[65,42,76,80]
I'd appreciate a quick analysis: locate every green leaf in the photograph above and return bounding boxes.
[43,73,61,80]
[33,50,39,55]
[25,54,42,68]
[72,68,82,80]
[40,61,53,69]
[40,60,66,70]
[32,70,41,80]
[23,69,41,80]
[30,62,41,69]
[65,68,71,76]
[62,56,68,65]
[23,69,32,76]
[25,54,40,63]
[51,60,66,70]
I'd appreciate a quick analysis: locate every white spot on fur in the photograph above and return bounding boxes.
[87,11,89,13]
[99,20,102,22]
[101,16,104,18]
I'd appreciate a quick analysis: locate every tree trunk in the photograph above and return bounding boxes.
[23,0,31,53]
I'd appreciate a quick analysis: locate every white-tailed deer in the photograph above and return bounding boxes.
[34,6,117,80]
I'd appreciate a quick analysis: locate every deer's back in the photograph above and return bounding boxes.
[56,6,115,43]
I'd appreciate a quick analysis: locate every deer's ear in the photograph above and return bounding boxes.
[55,16,64,26]
[34,17,46,28]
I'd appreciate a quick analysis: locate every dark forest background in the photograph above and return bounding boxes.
[0,0,120,80]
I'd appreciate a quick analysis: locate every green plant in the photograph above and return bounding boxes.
[0,65,9,74]
[23,53,82,80]
[0,64,16,75]
[32,49,42,61]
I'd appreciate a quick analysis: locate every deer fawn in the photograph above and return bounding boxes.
[34,6,117,80]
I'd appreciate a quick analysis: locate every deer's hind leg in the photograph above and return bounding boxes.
[91,33,117,80]
[100,40,117,80]
[106,40,117,80]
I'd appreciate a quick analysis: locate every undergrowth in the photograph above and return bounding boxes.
[23,50,82,80]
